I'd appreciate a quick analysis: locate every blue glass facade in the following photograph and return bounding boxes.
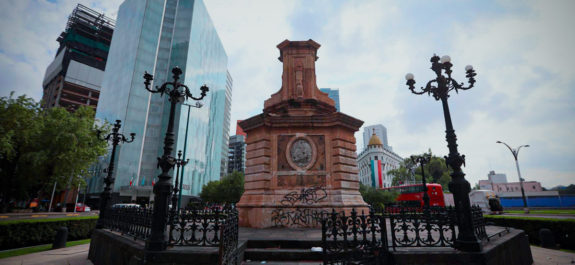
[95,0,229,197]
[320,88,340,112]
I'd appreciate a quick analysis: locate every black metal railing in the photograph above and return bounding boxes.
[218,209,240,265]
[322,209,388,265]
[100,206,153,241]
[168,204,235,246]
[388,206,456,249]
[471,205,488,241]
[98,202,240,264]
[321,205,490,263]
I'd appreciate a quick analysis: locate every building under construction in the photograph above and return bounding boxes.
[42,4,115,111]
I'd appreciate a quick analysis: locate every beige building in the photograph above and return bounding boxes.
[479,180,543,193]
[357,131,402,188]
[478,170,542,195]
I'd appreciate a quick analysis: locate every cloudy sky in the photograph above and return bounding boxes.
[1,0,574,188]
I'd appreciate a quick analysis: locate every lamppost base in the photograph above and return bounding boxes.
[523,208,530,214]
[454,238,483,252]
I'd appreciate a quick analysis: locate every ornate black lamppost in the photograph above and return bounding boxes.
[406,54,482,251]
[497,141,530,213]
[170,150,188,224]
[143,67,208,251]
[411,154,431,208]
[96,120,135,228]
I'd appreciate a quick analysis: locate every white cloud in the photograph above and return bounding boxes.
[0,0,121,100]
[204,0,575,188]
[1,0,573,189]
[203,0,297,125]
[445,0,575,187]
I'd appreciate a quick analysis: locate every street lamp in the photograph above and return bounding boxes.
[411,154,431,208]
[95,120,135,228]
[179,102,202,210]
[143,67,208,251]
[170,150,188,224]
[406,54,482,251]
[496,141,530,213]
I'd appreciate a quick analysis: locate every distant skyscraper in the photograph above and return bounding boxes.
[42,4,114,111]
[320,88,340,111]
[227,135,246,174]
[94,0,230,201]
[221,72,233,177]
[362,124,391,151]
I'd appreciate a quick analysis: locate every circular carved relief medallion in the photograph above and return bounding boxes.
[290,139,313,168]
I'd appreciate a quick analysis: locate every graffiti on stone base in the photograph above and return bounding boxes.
[280,186,327,206]
[271,208,328,227]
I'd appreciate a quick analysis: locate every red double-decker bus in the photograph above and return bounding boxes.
[382,183,445,207]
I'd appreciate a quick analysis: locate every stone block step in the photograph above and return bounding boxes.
[244,261,322,265]
[246,239,322,249]
[244,248,323,262]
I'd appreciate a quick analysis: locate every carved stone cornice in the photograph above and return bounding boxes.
[239,112,363,132]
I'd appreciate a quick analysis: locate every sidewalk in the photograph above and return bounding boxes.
[531,246,575,265]
[0,244,92,265]
[0,211,99,220]
[0,244,573,265]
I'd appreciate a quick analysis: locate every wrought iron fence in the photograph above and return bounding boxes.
[322,209,388,265]
[471,205,488,241]
[100,206,153,241]
[98,202,240,264]
[387,206,456,249]
[168,204,235,246]
[321,205,490,262]
[218,209,240,265]
[168,204,240,265]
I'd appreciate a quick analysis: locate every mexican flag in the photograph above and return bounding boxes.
[370,160,384,188]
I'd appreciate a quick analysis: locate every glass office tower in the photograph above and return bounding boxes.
[95,0,230,200]
[320,88,340,112]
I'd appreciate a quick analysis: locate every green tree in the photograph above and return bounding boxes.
[0,93,43,211]
[388,166,411,186]
[553,184,575,195]
[200,171,245,203]
[30,106,108,196]
[359,183,398,209]
[0,93,107,211]
[389,151,452,191]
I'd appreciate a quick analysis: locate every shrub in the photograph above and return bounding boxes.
[485,215,575,250]
[0,216,97,250]
[359,184,398,209]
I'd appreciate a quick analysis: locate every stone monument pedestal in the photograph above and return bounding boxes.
[237,40,368,228]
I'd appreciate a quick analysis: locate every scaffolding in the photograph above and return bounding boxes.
[57,4,115,53]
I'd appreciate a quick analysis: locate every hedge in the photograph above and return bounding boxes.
[485,215,575,250]
[0,216,98,250]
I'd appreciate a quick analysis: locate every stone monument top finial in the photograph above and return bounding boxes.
[263,39,336,115]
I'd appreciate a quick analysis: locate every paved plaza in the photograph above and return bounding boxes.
[1,231,574,265]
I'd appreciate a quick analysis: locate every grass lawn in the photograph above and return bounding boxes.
[0,239,90,259]
[485,215,575,222]
[0,216,98,225]
[503,209,575,215]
